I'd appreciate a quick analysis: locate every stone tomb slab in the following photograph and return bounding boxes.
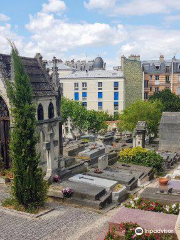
[69,174,117,191]
[60,180,106,200]
[111,163,154,183]
[87,169,138,190]
[140,187,180,204]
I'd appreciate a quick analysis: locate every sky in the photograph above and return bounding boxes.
[1,0,180,69]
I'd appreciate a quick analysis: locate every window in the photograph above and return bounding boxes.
[114,102,119,110]
[114,92,119,100]
[155,87,159,93]
[155,65,160,70]
[178,75,180,83]
[82,102,87,108]
[74,82,79,90]
[48,102,54,119]
[82,92,87,101]
[150,86,152,91]
[178,64,180,70]
[98,82,102,90]
[144,80,149,88]
[165,76,170,83]
[74,92,79,101]
[37,104,44,121]
[155,75,159,80]
[144,92,148,100]
[150,75,153,80]
[155,75,159,85]
[114,82,119,90]
[98,102,103,110]
[166,66,170,73]
[178,87,180,95]
[98,92,103,99]
[82,82,87,90]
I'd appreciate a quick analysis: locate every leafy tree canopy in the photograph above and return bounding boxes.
[149,88,180,112]
[61,98,118,132]
[118,100,163,136]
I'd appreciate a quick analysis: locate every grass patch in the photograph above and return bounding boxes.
[2,198,46,214]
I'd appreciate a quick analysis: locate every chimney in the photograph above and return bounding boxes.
[160,55,164,61]
[128,55,141,61]
[121,55,125,71]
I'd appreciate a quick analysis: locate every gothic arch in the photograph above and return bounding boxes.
[48,102,54,119]
[37,103,44,121]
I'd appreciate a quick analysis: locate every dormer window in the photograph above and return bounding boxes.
[155,65,160,70]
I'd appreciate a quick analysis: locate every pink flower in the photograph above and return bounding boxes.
[132,234,136,239]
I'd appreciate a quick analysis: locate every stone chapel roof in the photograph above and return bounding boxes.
[0,53,56,97]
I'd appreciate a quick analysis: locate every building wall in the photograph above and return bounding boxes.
[61,78,125,115]
[123,58,143,108]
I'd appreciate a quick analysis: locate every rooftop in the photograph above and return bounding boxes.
[59,70,124,79]
[0,53,56,97]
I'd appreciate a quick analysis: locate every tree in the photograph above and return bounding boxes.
[118,100,162,136]
[7,46,47,211]
[61,97,114,132]
[149,88,180,112]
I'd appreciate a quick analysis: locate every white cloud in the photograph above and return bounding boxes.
[25,9,127,59]
[84,0,116,10]
[0,14,10,22]
[0,23,24,54]
[165,15,180,23]
[84,0,180,16]
[42,0,66,13]
[120,26,180,60]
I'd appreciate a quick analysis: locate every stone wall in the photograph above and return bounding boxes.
[159,112,180,152]
[124,58,143,108]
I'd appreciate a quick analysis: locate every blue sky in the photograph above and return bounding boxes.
[0,0,180,68]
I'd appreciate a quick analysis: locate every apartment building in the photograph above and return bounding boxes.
[142,55,180,99]
[59,56,143,115]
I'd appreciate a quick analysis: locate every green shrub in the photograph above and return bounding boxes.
[119,147,163,173]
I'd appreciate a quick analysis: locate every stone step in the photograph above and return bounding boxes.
[65,194,112,210]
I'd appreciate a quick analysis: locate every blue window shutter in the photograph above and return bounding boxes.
[82,92,87,97]
[98,92,103,98]
[114,82,118,87]
[114,92,119,100]
[98,102,102,107]
[74,92,79,100]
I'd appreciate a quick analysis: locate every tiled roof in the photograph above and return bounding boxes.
[0,53,56,97]
[59,70,124,79]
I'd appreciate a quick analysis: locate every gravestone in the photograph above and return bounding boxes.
[63,144,85,157]
[111,163,154,183]
[140,187,180,204]
[133,121,147,148]
[159,112,180,152]
[66,116,74,140]
[98,154,108,170]
[87,169,138,190]
[59,180,112,209]
[69,174,117,191]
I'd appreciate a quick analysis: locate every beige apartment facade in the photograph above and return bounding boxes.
[60,73,125,115]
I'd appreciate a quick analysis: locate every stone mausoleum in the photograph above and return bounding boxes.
[159,112,180,152]
[0,53,62,179]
